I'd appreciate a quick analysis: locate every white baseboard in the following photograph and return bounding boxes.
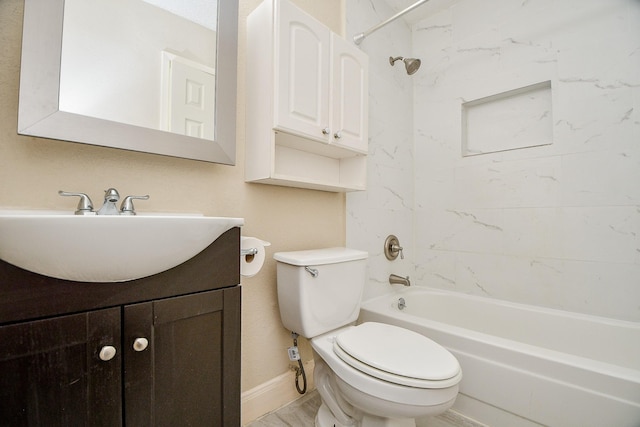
[241,360,315,425]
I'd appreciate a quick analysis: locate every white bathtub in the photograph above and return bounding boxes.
[359,288,640,427]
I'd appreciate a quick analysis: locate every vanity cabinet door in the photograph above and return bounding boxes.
[0,308,122,426]
[275,0,331,141]
[124,287,240,426]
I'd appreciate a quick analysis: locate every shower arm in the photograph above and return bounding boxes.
[353,0,431,45]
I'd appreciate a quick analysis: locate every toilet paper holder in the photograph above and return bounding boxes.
[241,247,259,256]
[240,237,270,278]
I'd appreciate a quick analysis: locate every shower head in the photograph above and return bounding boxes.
[389,56,421,75]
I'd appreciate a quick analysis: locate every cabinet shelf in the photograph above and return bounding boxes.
[246,131,366,192]
[275,130,366,159]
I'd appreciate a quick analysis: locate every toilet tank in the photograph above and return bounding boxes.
[274,248,368,338]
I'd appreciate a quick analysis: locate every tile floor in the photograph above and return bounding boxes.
[246,390,478,427]
[246,390,320,426]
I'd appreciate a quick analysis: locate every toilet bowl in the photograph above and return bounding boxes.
[274,248,461,427]
[311,324,461,426]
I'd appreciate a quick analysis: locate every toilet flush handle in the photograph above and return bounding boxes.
[305,266,319,278]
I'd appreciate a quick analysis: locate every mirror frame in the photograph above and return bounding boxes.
[18,0,238,164]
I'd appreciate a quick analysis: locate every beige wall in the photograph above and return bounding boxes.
[0,0,344,400]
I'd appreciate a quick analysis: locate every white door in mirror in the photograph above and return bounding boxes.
[162,52,216,140]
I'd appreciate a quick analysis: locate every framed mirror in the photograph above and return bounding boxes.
[18,0,238,164]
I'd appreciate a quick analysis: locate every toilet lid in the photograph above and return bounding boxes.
[334,322,460,386]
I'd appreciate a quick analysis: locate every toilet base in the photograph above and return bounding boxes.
[313,354,457,427]
[315,402,417,427]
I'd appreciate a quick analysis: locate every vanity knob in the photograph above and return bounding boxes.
[133,337,149,352]
[321,127,331,135]
[99,345,117,361]
[333,130,342,140]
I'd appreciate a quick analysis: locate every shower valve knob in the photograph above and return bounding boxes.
[384,235,404,260]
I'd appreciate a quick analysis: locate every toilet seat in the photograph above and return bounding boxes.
[311,326,461,407]
[333,322,461,389]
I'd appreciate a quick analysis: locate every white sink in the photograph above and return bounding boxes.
[0,210,244,282]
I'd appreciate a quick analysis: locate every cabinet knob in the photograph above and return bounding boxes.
[321,127,330,135]
[99,345,117,361]
[133,337,149,352]
[333,131,342,140]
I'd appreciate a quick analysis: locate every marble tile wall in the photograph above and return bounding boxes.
[348,0,640,321]
[346,0,416,301]
[414,0,640,321]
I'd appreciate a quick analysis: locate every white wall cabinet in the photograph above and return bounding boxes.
[246,0,368,192]
[330,34,369,154]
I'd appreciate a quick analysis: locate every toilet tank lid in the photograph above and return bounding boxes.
[274,247,368,266]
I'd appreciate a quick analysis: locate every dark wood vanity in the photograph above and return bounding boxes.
[0,227,241,426]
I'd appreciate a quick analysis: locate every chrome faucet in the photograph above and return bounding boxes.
[97,188,121,215]
[59,188,149,215]
[389,274,411,286]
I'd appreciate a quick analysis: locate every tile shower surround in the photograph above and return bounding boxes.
[347,0,640,322]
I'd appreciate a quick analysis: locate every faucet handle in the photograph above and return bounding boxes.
[391,243,404,259]
[58,191,95,215]
[120,195,150,215]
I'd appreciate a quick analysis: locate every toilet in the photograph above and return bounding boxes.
[274,247,462,427]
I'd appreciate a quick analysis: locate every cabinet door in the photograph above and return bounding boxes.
[124,288,239,426]
[275,0,331,141]
[0,308,122,426]
[331,34,369,153]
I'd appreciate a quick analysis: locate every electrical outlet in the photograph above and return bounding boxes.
[287,346,300,361]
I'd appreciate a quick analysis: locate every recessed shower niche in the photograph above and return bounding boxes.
[462,81,553,156]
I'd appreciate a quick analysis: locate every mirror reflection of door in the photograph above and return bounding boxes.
[162,52,216,140]
[59,0,217,138]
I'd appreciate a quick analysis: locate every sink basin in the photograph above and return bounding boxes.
[0,210,244,282]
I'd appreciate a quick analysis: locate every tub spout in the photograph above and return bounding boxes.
[389,274,410,286]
